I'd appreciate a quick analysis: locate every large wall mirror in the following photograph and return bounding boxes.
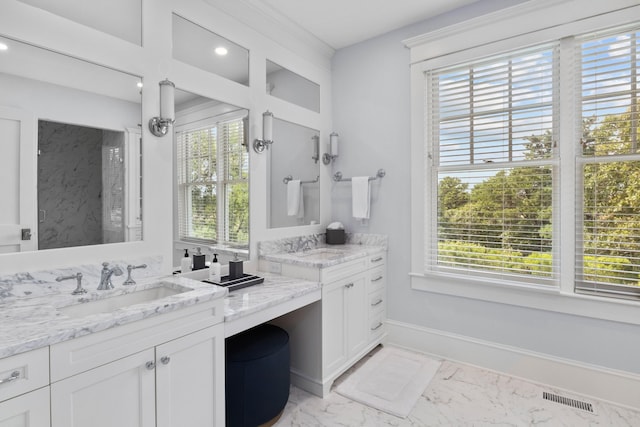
[0,35,143,253]
[266,60,320,113]
[173,89,249,265]
[268,118,320,228]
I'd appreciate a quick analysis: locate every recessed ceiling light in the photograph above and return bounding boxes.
[0,43,8,51]
[214,46,228,56]
[137,82,143,88]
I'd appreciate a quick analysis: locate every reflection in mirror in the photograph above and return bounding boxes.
[172,14,249,86]
[269,119,320,228]
[0,35,142,253]
[17,0,142,45]
[266,60,320,113]
[173,89,249,265]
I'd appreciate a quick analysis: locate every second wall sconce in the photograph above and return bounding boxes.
[322,132,339,164]
[312,135,320,163]
[253,111,274,153]
[148,79,175,137]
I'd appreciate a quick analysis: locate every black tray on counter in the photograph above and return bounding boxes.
[202,274,264,292]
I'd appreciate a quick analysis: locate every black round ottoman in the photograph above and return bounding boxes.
[225,324,290,427]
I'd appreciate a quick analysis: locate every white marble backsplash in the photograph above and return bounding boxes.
[0,256,164,302]
[258,232,388,256]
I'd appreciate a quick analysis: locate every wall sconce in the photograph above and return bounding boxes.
[253,111,274,153]
[148,79,175,137]
[312,135,320,163]
[322,132,339,165]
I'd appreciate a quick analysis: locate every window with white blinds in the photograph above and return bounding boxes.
[176,114,249,249]
[576,26,640,298]
[428,44,558,283]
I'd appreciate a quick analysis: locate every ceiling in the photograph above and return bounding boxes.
[256,0,478,49]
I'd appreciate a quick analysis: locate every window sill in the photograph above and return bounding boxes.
[410,271,640,326]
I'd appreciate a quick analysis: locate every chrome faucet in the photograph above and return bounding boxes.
[123,264,147,286]
[98,262,123,290]
[56,272,87,295]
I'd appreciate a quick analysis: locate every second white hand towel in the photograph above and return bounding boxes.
[287,180,302,217]
[352,176,370,219]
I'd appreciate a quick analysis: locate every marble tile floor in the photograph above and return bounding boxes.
[275,346,640,426]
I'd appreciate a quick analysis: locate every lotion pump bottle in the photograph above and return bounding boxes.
[180,249,191,273]
[209,253,221,282]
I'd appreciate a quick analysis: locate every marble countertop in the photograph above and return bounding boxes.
[0,274,228,359]
[260,244,385,268]
[0,268,320,360]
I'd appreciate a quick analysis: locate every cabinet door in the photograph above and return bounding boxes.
[51,349,156,427]
[0,387,49,427]
[322,280,349,374]
[156,324,225,427]
[345,273,368,358]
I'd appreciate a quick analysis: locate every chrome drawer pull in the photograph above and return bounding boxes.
[371,299,383,306]
[0,371,20,385]
[372,276,383,282]
[160,356,171,365]
[344,282,354,289]
[371,322,383,331]
[145,361,155,370]
[371,257,383,263]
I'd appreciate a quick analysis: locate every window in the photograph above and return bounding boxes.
[423,23,640,300]
[176,114,249,249]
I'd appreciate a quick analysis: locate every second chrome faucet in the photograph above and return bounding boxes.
[98,262,123,290]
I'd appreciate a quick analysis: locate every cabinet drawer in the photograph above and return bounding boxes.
[368,252,386,268]
[368,313,385,341]
[368,290,385,316]
[320,257,368,284]
[0,347,49,403]
[368,266,385,292]
[51,299,223,382]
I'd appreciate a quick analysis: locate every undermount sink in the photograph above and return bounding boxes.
[57,282,190,318]
[294,248,346,259]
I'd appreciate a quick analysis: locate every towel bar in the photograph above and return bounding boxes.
[333,169,386,182]
[283,175,320,184]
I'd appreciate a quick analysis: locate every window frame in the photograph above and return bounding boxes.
[175,109,249,250]
[407,0,640,325]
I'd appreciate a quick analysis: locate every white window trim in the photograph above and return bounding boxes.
[407,0,640,325]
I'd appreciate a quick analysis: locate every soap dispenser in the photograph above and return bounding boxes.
[192,247,206,270]
[180,249,191,273]
[209,253,221,283]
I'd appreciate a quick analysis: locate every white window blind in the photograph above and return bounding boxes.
[576,26,640,298]
[176,114,248,248]
[429,44,558,283]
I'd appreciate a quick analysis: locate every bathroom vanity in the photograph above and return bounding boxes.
[260,237,388,397]
[0,275,227,427]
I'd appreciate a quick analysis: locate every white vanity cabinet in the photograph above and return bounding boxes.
[0,347,50,427]
[273,250,387,397]
[50,299,225,427]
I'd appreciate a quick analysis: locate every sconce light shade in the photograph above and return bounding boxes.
[149,79,175,137]
[323,132,339,164]
[312,135,320,163]
[253,111,275,153]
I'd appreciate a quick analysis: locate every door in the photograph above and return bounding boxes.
[156,324,225,427]
[322,279,349,375]
[0,387,50,427]
[51,349,156,427]
[346,273,368,358]
[0,106,36,252]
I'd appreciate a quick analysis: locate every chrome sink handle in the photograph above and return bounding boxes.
[56,272,87,295]
[98,262,123,290]
[123,264,148,286]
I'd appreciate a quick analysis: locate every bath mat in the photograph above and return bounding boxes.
[335,346,441,418]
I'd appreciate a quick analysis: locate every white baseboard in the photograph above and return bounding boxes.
[386,319,640,411]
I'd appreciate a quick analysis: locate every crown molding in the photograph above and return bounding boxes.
[204,0,335,67]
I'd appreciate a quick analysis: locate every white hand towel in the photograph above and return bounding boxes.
[287,180,304,217]
[352,176,370,219]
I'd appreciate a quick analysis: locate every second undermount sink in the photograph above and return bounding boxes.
[57,282,190,318]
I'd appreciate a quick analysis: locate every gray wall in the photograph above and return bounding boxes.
[331,0,640,374]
